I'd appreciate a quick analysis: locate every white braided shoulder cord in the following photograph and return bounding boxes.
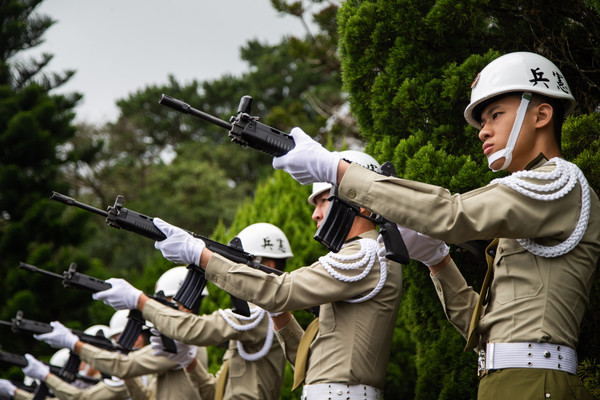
[218,307,274,362]
[491,157,590,258]
[318,238,387,303]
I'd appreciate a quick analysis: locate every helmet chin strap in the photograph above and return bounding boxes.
[487,92,532,172]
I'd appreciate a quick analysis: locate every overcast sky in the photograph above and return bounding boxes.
[20,0,312,124]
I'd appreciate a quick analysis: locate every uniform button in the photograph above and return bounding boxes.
[347,189,356,198]
[544,351,551,358]
[545,394,551,398]
[337,389,343,396]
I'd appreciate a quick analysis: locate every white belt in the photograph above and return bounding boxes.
[479,342,578,376]
[301,383,382,400]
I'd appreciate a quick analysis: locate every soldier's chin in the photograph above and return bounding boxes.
[489,156,506,171]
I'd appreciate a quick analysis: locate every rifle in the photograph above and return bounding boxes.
[0,349,99,400]
[158,94,409,263]
[0,350,99,386]
[0,350,52,400]
[50,192,253,316]
[0,310,121,353]
[17,263,178,353]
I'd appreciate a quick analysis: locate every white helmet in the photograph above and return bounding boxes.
[308,150,380,205]
[464,52,576,171]
[236,223,293,259]
[155,266,188,297]
[465,51,576,128]
[49,348,71,368]
[84,324,110,338]
[107,309,129,338]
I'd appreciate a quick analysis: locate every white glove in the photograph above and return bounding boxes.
[272,127,341,185]
[22,354,50,382]
[33,321,78,351]
[0,379,17,398]
[150,335,197,367]
[377,226,449,267]
[92,278,143,310]
[153,218,206,266]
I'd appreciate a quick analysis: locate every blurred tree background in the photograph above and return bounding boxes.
[1,0,600,398]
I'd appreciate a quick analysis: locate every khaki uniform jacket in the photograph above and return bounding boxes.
[338,157,600,349]
[78,344,202,400]
[205,229,403,389]
[142,299,285,400]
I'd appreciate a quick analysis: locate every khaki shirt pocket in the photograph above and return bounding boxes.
[493,240,543,304]
[318,304,336,335]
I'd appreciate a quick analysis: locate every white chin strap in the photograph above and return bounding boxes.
[487,92,532,172]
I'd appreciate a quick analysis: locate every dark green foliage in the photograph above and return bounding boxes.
[0,0,102,373]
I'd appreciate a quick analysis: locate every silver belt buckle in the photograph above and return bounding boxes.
[477,349,487,377]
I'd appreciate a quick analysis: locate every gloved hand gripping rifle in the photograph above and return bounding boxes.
[0,347,100,386]
[158,94,409,263]
[0,349,100,400]
[17,262,178,354]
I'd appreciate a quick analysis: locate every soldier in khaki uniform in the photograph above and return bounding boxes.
[94,223,294,399]
[271,52,600,399]
[33,268,208,400]
[146,151,448,399]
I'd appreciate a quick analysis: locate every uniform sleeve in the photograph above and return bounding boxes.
[142,300,265,346]
[13,388,33,400]
[123,376,153,400]
[44,374,82,400]
[273,316,304,366]
[205,238,386,312]
[338,162,580,243]
[184,360,216,400]
[78,344,179,378]
[429,260,479,339]
[45,374,130,400]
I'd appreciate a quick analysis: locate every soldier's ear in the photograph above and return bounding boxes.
[534,103,553,129]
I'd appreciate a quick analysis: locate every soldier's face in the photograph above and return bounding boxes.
[478,95,535,171]
[311,191,331,229]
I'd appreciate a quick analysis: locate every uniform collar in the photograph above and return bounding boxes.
[524,153,549,170]
[344,229,379,243]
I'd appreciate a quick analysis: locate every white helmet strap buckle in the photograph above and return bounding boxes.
[487,92,532,172]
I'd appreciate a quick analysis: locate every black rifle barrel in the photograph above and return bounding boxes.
[50,192,108,218]
[159,94,232,131]
[18,262,64,280]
